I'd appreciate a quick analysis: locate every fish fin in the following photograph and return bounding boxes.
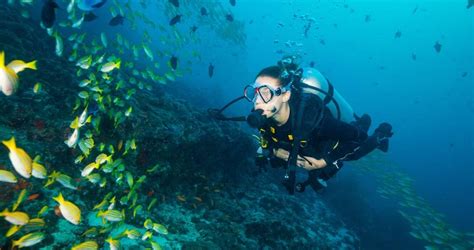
[53,192,64,203]
[0,208,9,215]
[70,117,80,129]
[25,60,37,70]
[0,51,4,68]
[115,61,121,69]
[2,137,16,150]
[11,239,19,248]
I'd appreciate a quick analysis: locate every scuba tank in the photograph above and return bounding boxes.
[298,67,356,123]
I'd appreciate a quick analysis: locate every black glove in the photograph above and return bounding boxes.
[374,122,393,152]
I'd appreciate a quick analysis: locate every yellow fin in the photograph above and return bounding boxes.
[25,60,37,70]
[70,117,80,129]
[0,51,4,68]
[2,137,16,150]
[53,193,64,204]
[0,208,9,216]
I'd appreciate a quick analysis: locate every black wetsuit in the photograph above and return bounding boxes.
[257,95,386,186]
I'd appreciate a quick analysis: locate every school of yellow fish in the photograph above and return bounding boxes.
[0,0,243,248]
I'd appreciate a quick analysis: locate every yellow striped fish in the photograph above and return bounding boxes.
[0,169,17,183]
[12,232,45,248]
[53,192,81,225]
[0,209,29,225]
[2,137,32,178]
[71,240,98,250]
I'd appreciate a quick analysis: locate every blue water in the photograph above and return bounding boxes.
[1,0,472,248]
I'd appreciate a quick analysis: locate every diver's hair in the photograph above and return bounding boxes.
[255,63,299,87]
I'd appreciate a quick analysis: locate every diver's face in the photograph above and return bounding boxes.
[253,76,291,118]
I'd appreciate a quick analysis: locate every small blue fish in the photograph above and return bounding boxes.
[109,15,124,26]
[41,0,59,28]
[169,15,181,26]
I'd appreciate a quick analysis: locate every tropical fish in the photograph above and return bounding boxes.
[32,157,47,179]
[468,0,473,8]
[169,56,178,70]
[394,30,401,38]
[169,14,181,26]
[208,63,214,78]
[97,209,124,222]
[86,173,101,184]
[65,128,80,148]
[24,218,46,231]
[0,169,17,183]
[152,223,168,235]
[72,15,85,28]
[41,0,59,28]
[6,225,21,237]
[37,206,49,217]
[143,45,154,61]
[0,209,29,225]
[200,7,208,16]
[76,55,92,69]
[12,232,45,248]
[12,189,28,211]
[147,198,157,211]
[84,12,98,22]
[6,59,37,73]
[106,237,120,250]
[230,0,236,6]
[144,218,153,229]
[54,31,64,57]
[56,172,78,190]
[33,82,42,94]
[121,229,141,239]
[141,231,153,241]
[150,240,162,250]
[81,162,99,177]
[77,0,108,11]
[109,15,124,26]
[71,240,98,250]
[0,51,37,96]
[2,137,32,178]
[82,227,98,237]
[132,205,142,218]
[53,192,81,225]
[78,107,92,127]
[365,14,371,22]
[434,41,442,53]
[101,32,108,48]
[100,60,121,73]
[226,14,234,22]
[108,196,116,210]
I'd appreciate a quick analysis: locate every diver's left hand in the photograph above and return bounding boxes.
[273,148,327,170]
[296,155,327,170]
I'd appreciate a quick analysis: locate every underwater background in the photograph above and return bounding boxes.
[0,0,473,249]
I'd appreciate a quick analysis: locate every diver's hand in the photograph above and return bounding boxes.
[273,148,327,170]
[296,155,327,170]
[273,148,290,161]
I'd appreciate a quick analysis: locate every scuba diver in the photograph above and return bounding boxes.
[208,56,393,194]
